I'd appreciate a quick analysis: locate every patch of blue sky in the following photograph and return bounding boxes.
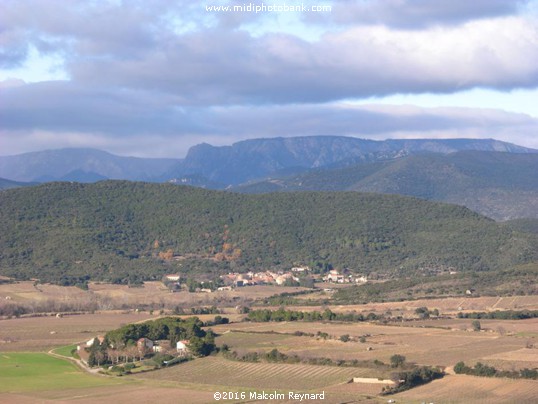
[349,88,538,118]
[0,46,68,83]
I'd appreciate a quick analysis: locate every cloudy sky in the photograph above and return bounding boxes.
[1,0,538,157]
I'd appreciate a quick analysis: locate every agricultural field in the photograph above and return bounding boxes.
[0,352,217,404]
[276,295,538,316]
[0,353,123,395]
[1,292,537,403]
[133,355,374,390]
[0,312,153,351]
[0,280,309,313]
[393,374,538,404]
[212,319,538,369]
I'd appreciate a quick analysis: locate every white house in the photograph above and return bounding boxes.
[85,335,105,347]
[291,266,310,273]
[176,340,190,356]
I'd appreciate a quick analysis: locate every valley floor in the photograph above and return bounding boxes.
[1,293,537,403]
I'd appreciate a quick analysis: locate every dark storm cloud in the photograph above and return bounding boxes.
[2,81,537,156]
[0,81,201,135]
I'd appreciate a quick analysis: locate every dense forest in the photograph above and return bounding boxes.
[0,181,536,284]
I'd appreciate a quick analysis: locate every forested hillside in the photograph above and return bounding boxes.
[236,151,538,220]
[0,181,536,284]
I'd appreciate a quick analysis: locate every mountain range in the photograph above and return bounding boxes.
[0,148,177,183]
[1,136,536,220]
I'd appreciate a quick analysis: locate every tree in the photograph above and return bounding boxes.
[472,320,481,331]
[415,307,430,319]
[454,361,467,374]
[390,354,406,368]
[186,330,215,357]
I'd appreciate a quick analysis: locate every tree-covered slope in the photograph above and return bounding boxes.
[0,181,536,284]
[235,151,538,220]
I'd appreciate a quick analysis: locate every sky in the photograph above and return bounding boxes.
[1,0,538,158]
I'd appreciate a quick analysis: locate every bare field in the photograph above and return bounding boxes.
[276,295,538,316]
[213,319,538,369]
[0,312,153,351]
[412,318,538,334]
[90,282,309,308]
[394,374,538,404]
[0,282,88,302]
[0,281,308,311]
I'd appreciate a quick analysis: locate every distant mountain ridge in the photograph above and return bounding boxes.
[167,137,536,185]
[1,137,534,185]
[0,177,36,190]
[0,148,177,182]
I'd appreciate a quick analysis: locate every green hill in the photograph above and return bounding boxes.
[0,181,536,284]
[235,151,538,220]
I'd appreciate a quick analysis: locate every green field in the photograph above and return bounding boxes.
[51,344,77,358]
[0,353,123,393]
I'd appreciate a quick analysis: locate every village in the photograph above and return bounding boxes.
[163,267,368,292]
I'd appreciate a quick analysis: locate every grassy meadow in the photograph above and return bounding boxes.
[0,353,122,393]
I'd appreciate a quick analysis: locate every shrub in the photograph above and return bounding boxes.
[339,334,350,342]
[472,320,481,331]
[390,354,406,368]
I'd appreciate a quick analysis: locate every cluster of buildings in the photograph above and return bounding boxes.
[164,266,368,290]
[323,269,368,284]
[76,335,190,365]
[220,266,312,287]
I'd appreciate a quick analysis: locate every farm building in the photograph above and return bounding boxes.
[137,337,154,351]
[176,340,190,356]
[153,340,172,353]
[85,335,105,347]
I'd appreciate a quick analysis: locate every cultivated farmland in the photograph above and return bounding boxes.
[212,319,538,369]
[393,373,538,403]
[1,290,537,403]
[132,355,376,390]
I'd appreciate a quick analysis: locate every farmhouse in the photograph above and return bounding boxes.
[164,274,181,282]
[326,270,345,283]
[85,335,105,347]
[355,275,368,283]
[176,340,190,356]
[153,340,172,353]
[291,266,310,272]
[137,337,154,351]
